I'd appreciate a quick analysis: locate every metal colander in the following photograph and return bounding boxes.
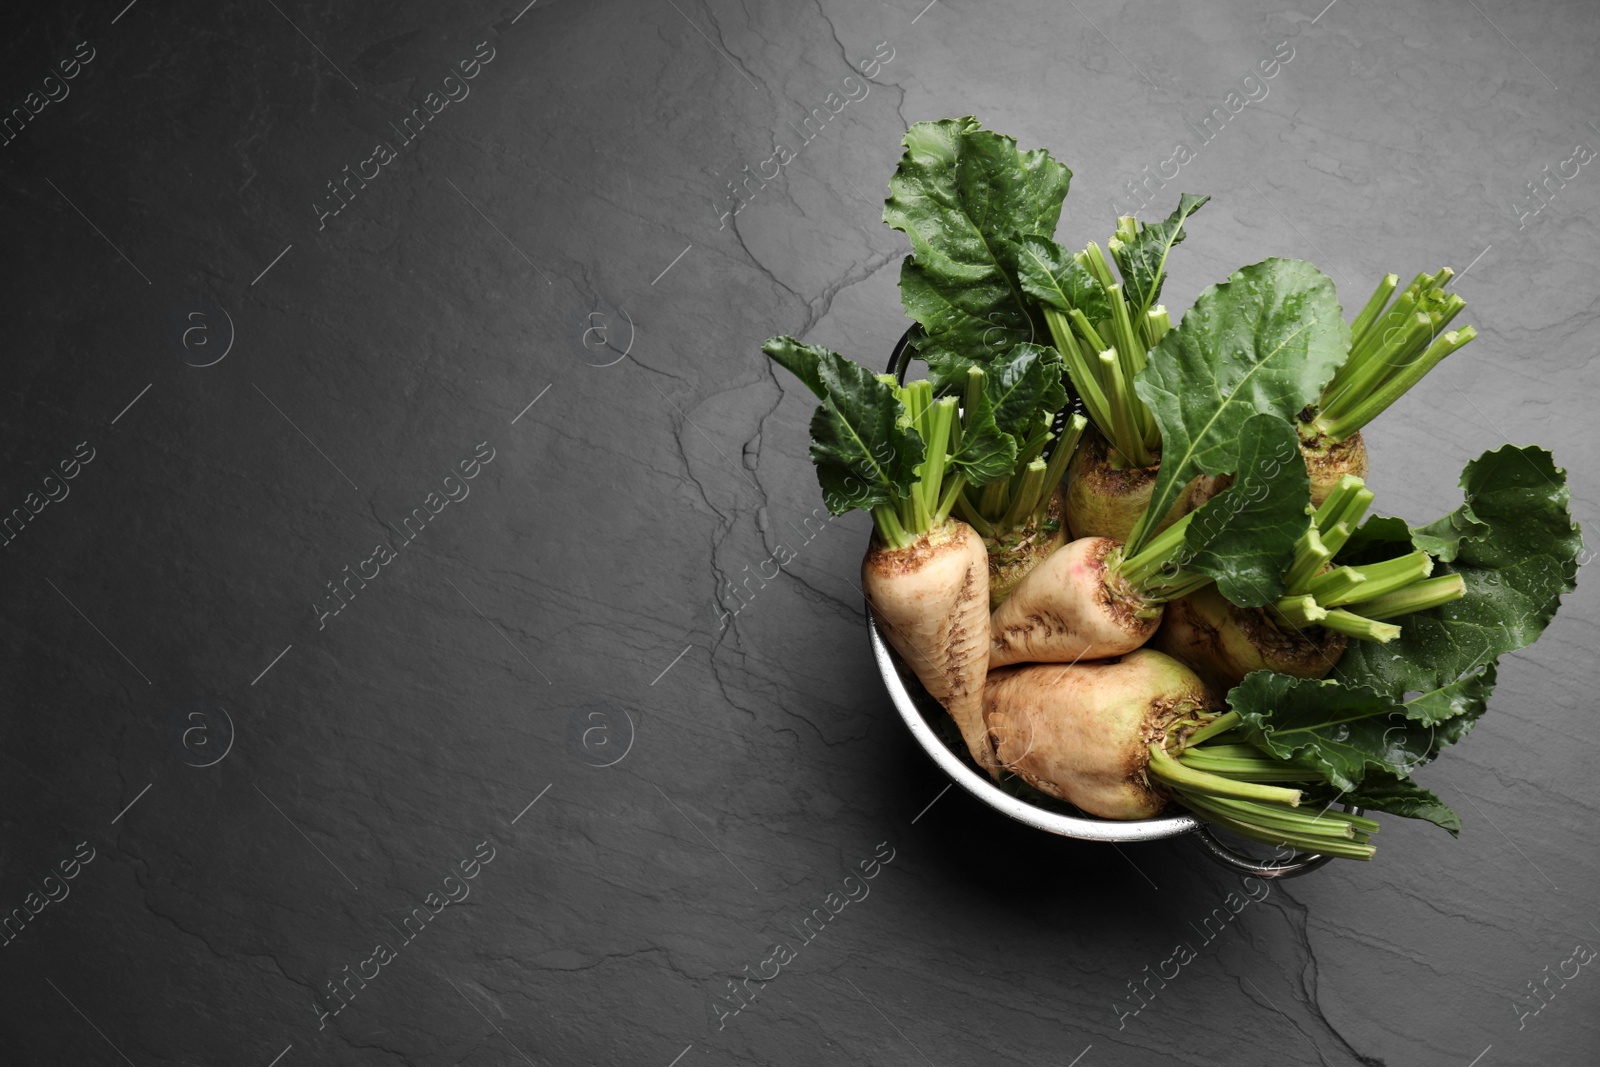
[872,330,1350,879]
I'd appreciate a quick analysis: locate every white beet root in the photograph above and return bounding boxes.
[988,536,1158,668]
[863,521,996,774]
[1064,427,1193,542]
[984,649,1214,819]
[1149,585,1347,692]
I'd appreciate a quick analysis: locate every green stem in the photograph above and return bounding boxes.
[1172,792,1380,856]
[920,398,957,515]
[1315,518,1355,563]
[1106,282,1149,378]
[1370,311,1440,386]
[1311,475,1367,535]
[1350,284,1420,366]
[1146,743,1303,806]
[952,493,996,539]
[1034,414,1086,525]
[1382,303,1438,352]
[1174,797,1378,860]
[1322,272,1465,429]
[999,460,1048,532]
[1273,594,1328,628]
[1046,307,1115,436]
[1304,566,1366,605]
[1418,282,1465,320]
[1283,527,1333,595]
[1348,272,1400,350]
[1315,609,1401,642]
[933,472,967,525]
[1117,510,1195,588]
[1082,241,1118,291]
[1402,269,1435,296]
[897,486,917,536]
[1069,309,1110,360]
[1177,787,1379,840]
[1015,423,1051,468]
[1099,349,1153,468]
[906,396,957,536]
[901,383,933,535]
[1358,573,1466,620]
[1318,809,1382,831]
[1177,791,1367,838]
[1320,313,1427,428]
[1318,520,1354,561]
[962,367,984,423]
[1178,751,1319,783]
[1043,304,1082,364]
[1319,327,1477,440]
[871,505,911,550]
[1316,481,1374,559]
[1181,711,1241,747]
[1183,743,1288,761]
[903,379,933,439]
[1197,728,1250,747]
[1144,305,1170,349]
[1153,571,1215,603]
[910,483,931,535]
[1323,288,1422,418]
[979,478,1009,522]
[1316,551,1433,607]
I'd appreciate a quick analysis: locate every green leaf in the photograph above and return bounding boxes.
[1211,445,1583,824]
[1110,192,1209,318]
[884,117,1073,390]
[946,382,1016,485]
[896,260,1030,388]
[1336,446,1582,705]
[1339,514,1414,562]
[944,343,1067,485]
[1181,413,1312,607]
[1409,509,1488,563]
[1406,662,1496,735]
[1017,236,1110,320]
[1411,665,1495,772]
[1128,258,1350,553]
[1447,444,1581,575]
[1311,772,1462,835]
[762,336,924,515]
[761,335,828,399]
[985,343,1068,440]
[1230,672,1432,791]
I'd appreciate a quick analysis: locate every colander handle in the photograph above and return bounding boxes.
[888,330,915,380]
[1190,810,1364,879]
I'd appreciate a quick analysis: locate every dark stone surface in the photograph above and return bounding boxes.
[1,0,1596,1064]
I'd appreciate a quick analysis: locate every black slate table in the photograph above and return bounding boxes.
[2,1,1596,1064]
